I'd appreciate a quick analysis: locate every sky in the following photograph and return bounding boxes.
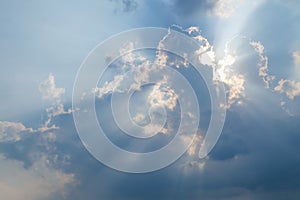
[0,0,300,199]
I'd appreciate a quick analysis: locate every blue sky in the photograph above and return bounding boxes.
[0,0,300,199]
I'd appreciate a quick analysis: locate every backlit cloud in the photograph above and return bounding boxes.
[250,41,275,88]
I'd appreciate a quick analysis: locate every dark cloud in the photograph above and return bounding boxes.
[1,98,300,199]
[57,105,300,199]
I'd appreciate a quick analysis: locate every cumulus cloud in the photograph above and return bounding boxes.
[94,42,154,98]
[94,38,184,108]
[39,73,65,101]
[185,26,246,108]
[274,79,300,100]
[94,24,296,137]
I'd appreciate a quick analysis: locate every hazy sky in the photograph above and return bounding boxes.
[0,0,300,199]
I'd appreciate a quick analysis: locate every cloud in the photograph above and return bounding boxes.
[161,0,242,19]
[274,79,300,100]
[209,0,243,18]
[94,75,124,98]
[161,0,215,16]
[0,121,33,142]
[39,73,65,101]
[39,74,72,131]
[148,77,178,111]
[143,124,169,135]
[132,113,146,124]
[293,51,300,65]
[0,74,72,143]
[103,25,288,113]
[121,0,138,12]
[0,154,75,200]
[94,36,184,106]
[185,26,246,108]
[109,0,138,13]
[94,42,154,98]
[0,115,77,199]
[224,75,245,107]
[249,41,275,88]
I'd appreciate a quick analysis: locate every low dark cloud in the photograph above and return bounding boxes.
[1,103,300,199]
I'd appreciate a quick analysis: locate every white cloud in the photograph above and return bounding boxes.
[0,121,33,142]
[186,26,246,108]
[0,154,75,200]
[94,75,124,98]
[0,119,60,143]
[39,74,65,101]
[94,42,157,98]
[94,35,183,112]
[39,74,72,131]
[215,55,245,108]
[96,26,279,113]
[274,79,300,100]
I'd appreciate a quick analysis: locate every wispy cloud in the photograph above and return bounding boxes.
[293,51,300,65]
[250,41,275,88]
[209,0,243,18]
[0,121,33,142]
[275,79,300,100]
